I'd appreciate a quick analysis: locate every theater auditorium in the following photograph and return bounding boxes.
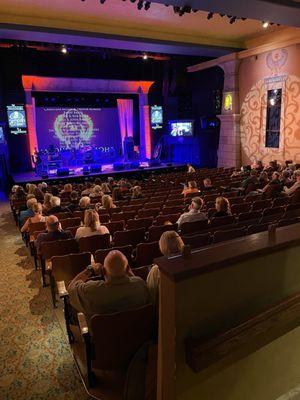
[1,1,300,399]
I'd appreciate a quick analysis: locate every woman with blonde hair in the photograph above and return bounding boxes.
[100,194,116,211]
[132,185,142,199]
[27,183,37,195]
[42,193,53,213]
[21,202,46,233]
[75,209,109,240]
[79,196,91,210]
[89,185,103,198]
[213,196,231,217]
[147,231,184,304]
[101,182,111,194]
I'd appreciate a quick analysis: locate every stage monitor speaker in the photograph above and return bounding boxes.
[113,162,125,171]
[41,173,49,179]
[83,166,90,175]
[149,160,161,167]
[90,164,102,173]
[57,167,69,176]
[130,161,140,169]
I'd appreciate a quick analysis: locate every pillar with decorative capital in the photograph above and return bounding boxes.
[139,93,152,160]
[217,56,241,168]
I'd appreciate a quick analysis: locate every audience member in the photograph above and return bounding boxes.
[284,169,300,196]
[33,187,44,201]
[81,182,93,196]
[176,197,207,228]
[89,185,102,198]
[99,194,116,211]
[187,163,195,173]
[19,198,38,226]
[47,196,69,214]
[75,209,109,240]
[65,191,79,212]
[182,181,199,197]
[61,183,73,195]
[101,183,111,194]
[261,171,283,198]
[203,178,214,191]
[147,231,184,304]
[35,215,72,254]
[68,250,149,320]
[112,187,125,201]
[132,185,143,199]
[212,196,231,217]
[42,193,53,214]
[21,202,46,233]
[241,170,258,193]
[258,171,269,189]
[78,196,91,211]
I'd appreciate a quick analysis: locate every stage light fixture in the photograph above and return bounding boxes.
[142,53,148,60]
[137,0,143,10]
[144,1,151,10]
[269,98,276,106]
[262,21,269,28]
[207,12,214,20]
[61,45,67,54]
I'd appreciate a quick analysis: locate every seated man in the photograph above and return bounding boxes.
[177,197,207,228]
[19,197,38,226]
[241,169,258,193]
[47,196,69,214]
[187,163,195,173]
[261,171,283,198]
[284,169,300,196]
[202,178,214,192]
[35,215,72,254]
[68,250,149,320]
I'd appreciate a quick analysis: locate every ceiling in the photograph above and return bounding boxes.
[0,0,295,57]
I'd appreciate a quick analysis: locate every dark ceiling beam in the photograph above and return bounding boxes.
[0,23,237,58]
[151,0,300,27]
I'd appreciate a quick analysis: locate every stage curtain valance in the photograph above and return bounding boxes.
[117,99,133,142]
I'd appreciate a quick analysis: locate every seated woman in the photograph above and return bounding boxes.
[131,185,143,199]
[60,183,73,196]
[89,185,103,198]
[212,196,231,217]
[75,209,109,240]
[101,182,111,194]
[21,202,46,233]
[78,196,91,211]
[99,194,116,211]
[42,193,53,214]
[182,181,200,197]
[147,231,185,304]
[33,187,45,201]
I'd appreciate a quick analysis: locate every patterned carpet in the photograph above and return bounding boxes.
[0,201,89,400]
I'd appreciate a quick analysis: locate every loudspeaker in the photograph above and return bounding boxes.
[149,160,161,167]
[41,173,49,179]
[83,166,90,175]
[113,162,125,171]
[57,167,69,176]
[90,164,102,173]
[130,161,140,169]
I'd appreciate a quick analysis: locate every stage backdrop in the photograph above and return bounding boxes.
[35,107,122,152]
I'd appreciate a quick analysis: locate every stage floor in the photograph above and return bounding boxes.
[11,162,186,185]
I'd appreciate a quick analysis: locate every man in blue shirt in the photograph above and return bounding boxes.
[19,198,37,226]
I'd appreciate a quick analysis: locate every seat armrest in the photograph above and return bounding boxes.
[57,281,68,298]
[78,312,89,335]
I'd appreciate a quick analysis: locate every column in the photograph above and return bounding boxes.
[139,93,152,160]
[217,57,241,168]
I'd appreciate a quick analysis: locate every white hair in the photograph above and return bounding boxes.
[50,196,61,207]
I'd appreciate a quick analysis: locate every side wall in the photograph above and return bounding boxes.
[239,44,300,165]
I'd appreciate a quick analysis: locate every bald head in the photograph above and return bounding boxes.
[46,215,59,232]
[103,250,128,279]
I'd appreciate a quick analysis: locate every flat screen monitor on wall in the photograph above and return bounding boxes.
[6,104,27,135]
[169,120,194,137]
[151,105,163,130]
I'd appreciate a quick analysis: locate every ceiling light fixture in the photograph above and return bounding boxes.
[142,53,148,60]
[262,21,269,28]
[61,45,68,54]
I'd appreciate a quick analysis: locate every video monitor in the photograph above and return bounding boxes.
[151,105,163,130]
[6,104,27,134]
[169,120,194,137]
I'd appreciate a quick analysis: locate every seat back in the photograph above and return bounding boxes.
[28,221,46,236]
[40,238,79,260]
[180,219,209,235]
[252,199,270,211]
[103,221,125,235]
[182,233,211,249]
[78,234,111,254]
[73,210,85,222]
[212,228,246,244]
[135,241,162,267]
[53,212,72,220]
[148,224,178,242]
[138,208,161,218]
[209,215,235,228]
[60,217,82,229]
[113,228,146,247]
[162,205,184,215]
[231,202,252,215]
[111,211,136,222]
[133,266,151,281]
[127,217,153,230]
[238,211,262,222]
[94,245,133,265]
[52,252,91,283]
[91,304,154,370]
[155,213,180,225]
[247,223,269,235]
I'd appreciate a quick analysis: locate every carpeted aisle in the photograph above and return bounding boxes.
[0,202,89,400]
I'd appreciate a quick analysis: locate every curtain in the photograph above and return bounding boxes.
[117,99,133,143]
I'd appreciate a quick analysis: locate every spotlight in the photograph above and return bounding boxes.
[142,53,148,60]
[61,45,67,54]
[207,12,214,20]
[229,16,237,24]
[144,1,151,10]
[137,0,143,9]
[270,98,276,106]
[262,21,269,28]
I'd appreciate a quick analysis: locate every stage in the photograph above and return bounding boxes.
[11,162,186,185]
